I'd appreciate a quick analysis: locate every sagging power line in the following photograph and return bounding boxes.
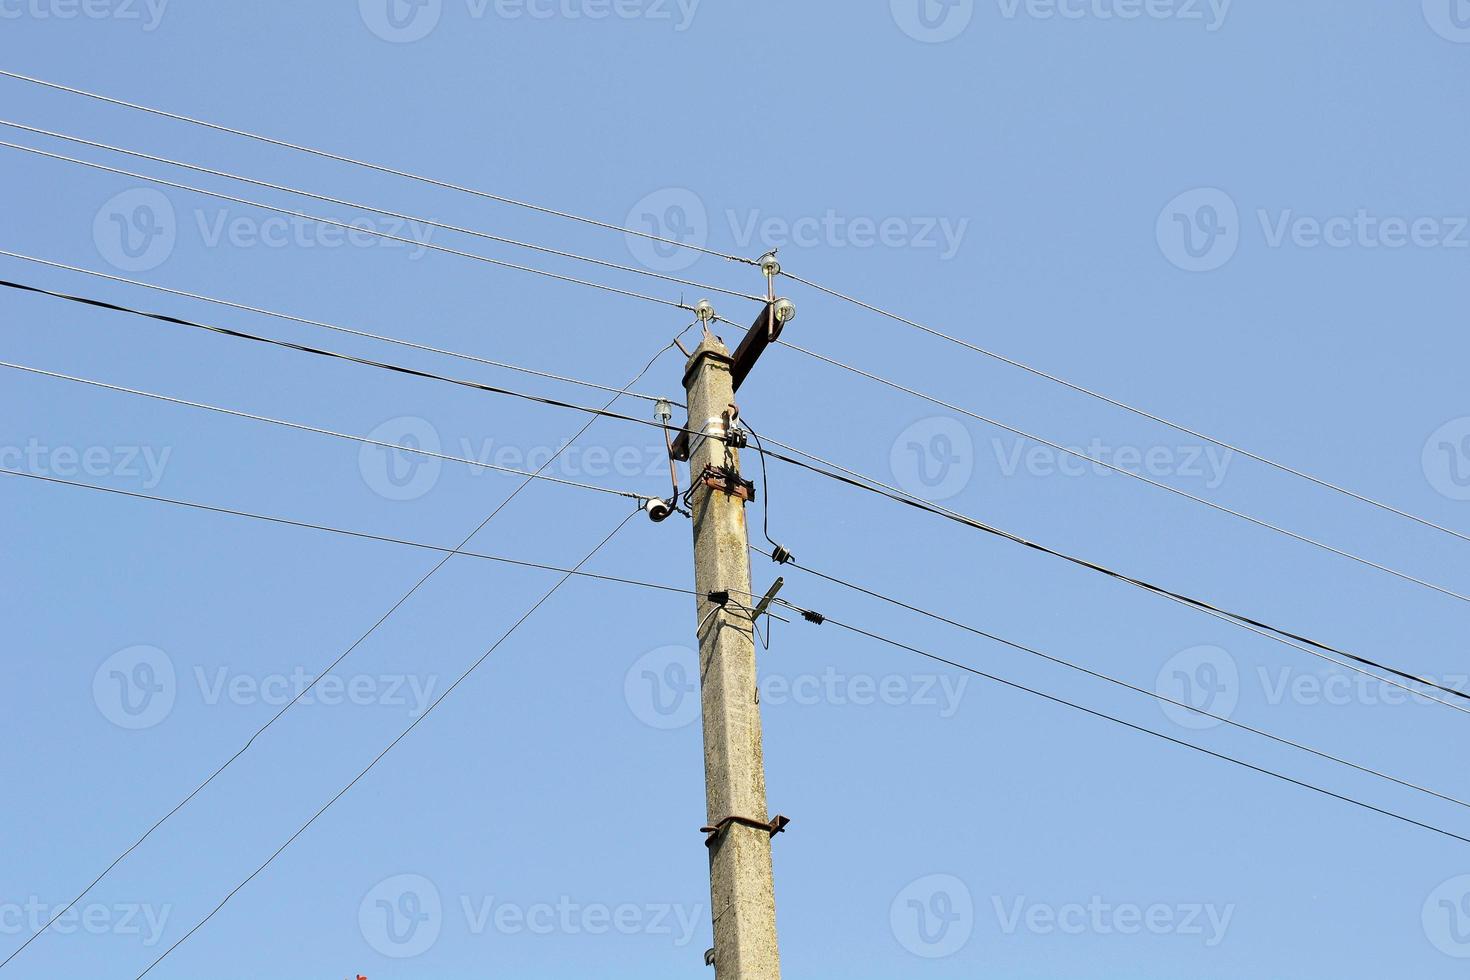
[0,67,755,266]
[775,336,1470,605]
[0,117,764,304]
[781,269,1470,547]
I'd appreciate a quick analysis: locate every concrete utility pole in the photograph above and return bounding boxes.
[684,325,782,978]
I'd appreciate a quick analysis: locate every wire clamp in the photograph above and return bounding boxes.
[769,545,794,565]
[699,464,756,503]
[701,814,791,848]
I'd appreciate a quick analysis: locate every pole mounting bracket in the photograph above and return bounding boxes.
[699,464,756,503]
[701,814,791,848]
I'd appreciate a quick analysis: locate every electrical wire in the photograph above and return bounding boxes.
[0,68,754,266]
[0,248,678,406]
[0,138,726,313]
[746,439,1470,714]
[734,414,789,558]
[0,278,702,435]
[0,358,656,503]
[0,118,765,304]
[0,336,679,970]
[776,337,1470,605]
[756,546,1470,813]
[0,466,693,596]
[782,270,1470,547]
[791,608,1470,848]
[130,509,641,979]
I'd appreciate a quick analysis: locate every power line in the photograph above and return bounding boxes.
[756,546,1470,813]
[748,438,1470,715]
[0,118,764,305]
[130,509,641,979]
[0,358,656,503]
[0,138,730,313]
[776,337,1470,605]
[0,466,693,597]
[0,252,676,411]
[0,336,678,970]
[782,270,1470,547]
[794,608,1470,848]
[0,277,697,433]
[0,249,678,406]
[0,68,752,266]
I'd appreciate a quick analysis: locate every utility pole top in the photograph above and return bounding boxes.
[670,297,795,462]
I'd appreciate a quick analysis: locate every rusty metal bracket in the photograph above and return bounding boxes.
[699,464,756,503]
[701,814,791,848]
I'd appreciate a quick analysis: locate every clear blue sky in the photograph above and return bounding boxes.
[3,2,1470,977]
